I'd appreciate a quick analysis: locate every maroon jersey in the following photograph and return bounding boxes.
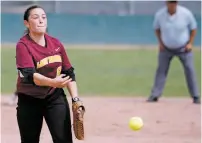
[16,34,72,98]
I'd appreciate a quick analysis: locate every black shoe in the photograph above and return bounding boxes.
[193,97,201,104]
[147,96,158,102]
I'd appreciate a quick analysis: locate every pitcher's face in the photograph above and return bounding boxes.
[24,8,47,34]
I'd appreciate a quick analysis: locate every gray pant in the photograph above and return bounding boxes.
[150,47,199,98]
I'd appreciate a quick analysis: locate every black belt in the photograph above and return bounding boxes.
[164,43,189,54]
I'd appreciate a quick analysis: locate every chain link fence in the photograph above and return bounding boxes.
[1,1,201,15]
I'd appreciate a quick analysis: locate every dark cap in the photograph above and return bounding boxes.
[167,0,178,3]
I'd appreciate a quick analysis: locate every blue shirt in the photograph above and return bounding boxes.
[153,5,197,49]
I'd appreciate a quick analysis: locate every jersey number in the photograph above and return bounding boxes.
[56,66,62,77]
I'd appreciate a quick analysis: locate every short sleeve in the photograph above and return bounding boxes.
[153,13,160,30]
[59,43,72,71]
[187,10,197,30]
[16,42,35,68]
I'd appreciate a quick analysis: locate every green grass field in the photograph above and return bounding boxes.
[1,45,201,97]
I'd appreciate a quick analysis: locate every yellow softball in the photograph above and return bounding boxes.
[129,117,143,131]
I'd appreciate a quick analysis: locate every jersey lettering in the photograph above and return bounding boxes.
[37,55,62,69]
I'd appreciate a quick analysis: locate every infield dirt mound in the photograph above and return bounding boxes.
[1,95,201,143]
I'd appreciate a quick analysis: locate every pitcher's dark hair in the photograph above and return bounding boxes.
[23,5,48,34]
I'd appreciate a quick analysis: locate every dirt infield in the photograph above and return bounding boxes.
[1,95,201,143]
